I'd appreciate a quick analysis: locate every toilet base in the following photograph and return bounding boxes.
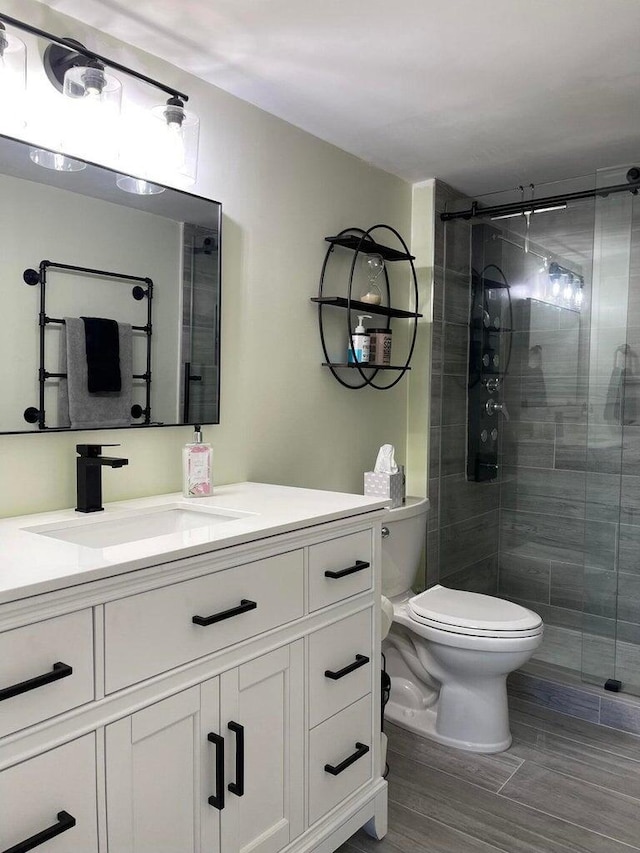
[384,696,512,754]
[383,640,515,753]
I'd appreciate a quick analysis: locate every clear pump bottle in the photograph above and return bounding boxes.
[182,424,212,497]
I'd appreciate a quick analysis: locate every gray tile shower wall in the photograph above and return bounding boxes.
[427,181,499,595]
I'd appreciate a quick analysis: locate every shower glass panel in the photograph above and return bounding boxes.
[616,180,640,695]
[495,195,593,677]
[442,179,595,677]
[582,165,636,693]
[441,166,640,694]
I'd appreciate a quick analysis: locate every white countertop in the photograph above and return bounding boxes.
[0,483,388,605]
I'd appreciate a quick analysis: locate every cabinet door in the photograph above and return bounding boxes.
[106,683,220,853]
[220,642,304,853]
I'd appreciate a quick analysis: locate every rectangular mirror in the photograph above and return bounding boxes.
[0,133,221,434]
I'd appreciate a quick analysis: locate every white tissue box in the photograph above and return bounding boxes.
[364,469,405,508]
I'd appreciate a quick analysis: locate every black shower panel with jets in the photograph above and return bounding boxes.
[467,265,512,482]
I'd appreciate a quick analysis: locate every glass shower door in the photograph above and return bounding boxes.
[582,165,636,693]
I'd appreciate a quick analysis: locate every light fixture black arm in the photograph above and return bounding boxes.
[0,12,189,102]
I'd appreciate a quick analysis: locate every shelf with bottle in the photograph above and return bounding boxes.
[313,225,419,390]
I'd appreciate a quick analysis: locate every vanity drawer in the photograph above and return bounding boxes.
[308,530,373,611]
[309,608,372,727]
[0,733,98,852]
[308,694,373,825]
[0,609,94,738]
[104,549,304,692]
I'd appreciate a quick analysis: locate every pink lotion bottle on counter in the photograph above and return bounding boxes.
[182,424,213,497]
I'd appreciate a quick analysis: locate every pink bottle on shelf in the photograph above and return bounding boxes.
[182,424,212,497]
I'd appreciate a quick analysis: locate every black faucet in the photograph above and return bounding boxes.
[76,444,129,513]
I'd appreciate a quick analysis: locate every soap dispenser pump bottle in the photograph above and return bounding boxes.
[348,314,372,364]
[183,424,212,497]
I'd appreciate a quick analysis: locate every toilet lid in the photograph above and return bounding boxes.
[408,585,542,634]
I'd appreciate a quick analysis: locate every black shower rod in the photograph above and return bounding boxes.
[0,11,189,102]
[440,171,640,222]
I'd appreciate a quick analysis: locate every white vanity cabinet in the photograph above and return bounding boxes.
[0,486,386,853]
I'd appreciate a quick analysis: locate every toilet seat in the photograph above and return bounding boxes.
[408,585,543,639]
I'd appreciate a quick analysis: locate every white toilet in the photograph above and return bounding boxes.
[382,497,543,753]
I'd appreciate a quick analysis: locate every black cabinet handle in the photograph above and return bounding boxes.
[0,662,73,703]
[207,732,225,810]
[3,809,76,853]
[227,721,245,797]
[193,599,257,627]
[324,560,370,580]
[325,654,370,681]
[324,742,370,776]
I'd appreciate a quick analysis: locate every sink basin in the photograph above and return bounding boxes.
[25,504,253,549]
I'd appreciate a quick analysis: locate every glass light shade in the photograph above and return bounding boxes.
[61,65,122,164]
[0,27,26,131]
[150,100,199,187]
[63,64,122,103]
[116,174,165,195]
[29,147,86,172]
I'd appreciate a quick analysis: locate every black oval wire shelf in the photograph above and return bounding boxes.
[315,224,420,390]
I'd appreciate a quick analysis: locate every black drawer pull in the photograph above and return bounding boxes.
[3,809,76,853]
[324,742,370,776]
[193,599,257,627]
[207,732,225,810]
[325,654,370,680]
[228,721,245,797]
[0,662,73,703]
[324,560,370,580]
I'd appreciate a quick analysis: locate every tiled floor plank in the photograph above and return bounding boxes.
[509,719,640,799]
[510,697,640,761]
[385,721,523,792]
[500,760,640,849]
[346,801,505,853]
[387,750,638,853]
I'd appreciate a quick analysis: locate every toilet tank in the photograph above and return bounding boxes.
[381,497,429,597]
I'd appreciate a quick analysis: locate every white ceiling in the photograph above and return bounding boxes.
[36,0,640,195]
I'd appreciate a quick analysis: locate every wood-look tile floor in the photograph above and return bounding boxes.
[338,698,640,853]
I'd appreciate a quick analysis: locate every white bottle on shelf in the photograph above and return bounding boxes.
[348,314,371,363]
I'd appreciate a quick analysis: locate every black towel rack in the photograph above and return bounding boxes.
[22,259,154,430]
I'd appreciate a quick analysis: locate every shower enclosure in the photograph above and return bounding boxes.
[433,165,640,697]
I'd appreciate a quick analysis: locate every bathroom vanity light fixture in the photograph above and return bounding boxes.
[149,97,199,188]
[0,12,200,187]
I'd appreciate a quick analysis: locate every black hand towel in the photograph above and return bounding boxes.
[81,316,122,393]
